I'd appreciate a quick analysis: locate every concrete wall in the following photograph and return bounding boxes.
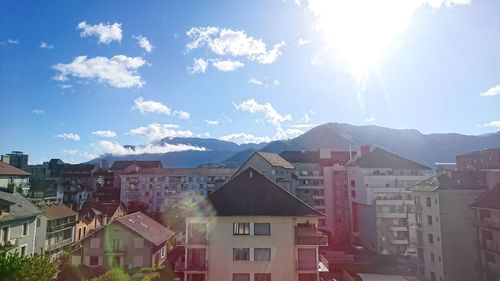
[0,216,37,256]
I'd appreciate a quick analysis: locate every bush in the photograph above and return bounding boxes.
[0,253,58,281]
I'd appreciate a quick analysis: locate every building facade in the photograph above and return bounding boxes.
[181,167,328,281]
[409,171,488,281]
[471,184,500,281]
[0,162,31,196]
[347,147,431,255]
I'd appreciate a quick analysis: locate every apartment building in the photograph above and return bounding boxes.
[72,211,175,269]
[409,171,488,281]
[181,167,328,281]
[281,150,354,240]
[38,202,77,260]
[457,148,500,171]
[347,147,431,255]
[3,151,29,171]
[74,200,126,243]
[120,167,235,213]
[28,179,64,204]
[0,190,43,256]
[0,162,31,196]
[471,184,500,281]
[234,152,295,191]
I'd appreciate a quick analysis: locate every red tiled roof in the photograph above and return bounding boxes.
[116,212,174,246]
[0,162,31,176]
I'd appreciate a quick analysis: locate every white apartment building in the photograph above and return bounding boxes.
[409,171,488,281]
[347,147,431,255]
[120,167,236,213]
[181,167,328,281]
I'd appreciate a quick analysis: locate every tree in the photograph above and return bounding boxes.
[163,199,198,232]
[0,253,58,281]
[90,268,131,281]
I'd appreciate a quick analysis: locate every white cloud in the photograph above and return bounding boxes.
[205,120,219,126]
[93,140,205,156]
[31,109,45,114]
[133,96,171,115]
[234,99,292,138]
[92,130,117,138]
[248,78,263,86]
[273,79,280,86]
[480,85,500,97]
[482,120,500,131]
[173,110,191,120]
[1,39,19,45]
[296,37,311,46]
[59,84,72,90]
[77,21,122,44]
[290,123,317,129]
[134,35,154,53]
[284,128,305,138]
[40,42,54,49]
[212,60,244,72]
[364,116,377,123]
[219,133,271,144]
[53,55,146,88]
[190,58,208,74]
[133,97,190,119]
[55,133,81,141]
[186,27,286,64]
[128,123,193,142]
[61,149,97,163]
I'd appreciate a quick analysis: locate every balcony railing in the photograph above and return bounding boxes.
[185,260,208,271]
[295,226,328,246]
[46,238,73,251]
[47,221,75,233]
[471,218,500,231]
[296,254,329,272]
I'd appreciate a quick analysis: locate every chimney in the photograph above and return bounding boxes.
[360,145,371,156]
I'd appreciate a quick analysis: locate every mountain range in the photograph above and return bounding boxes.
[88,123,500,168]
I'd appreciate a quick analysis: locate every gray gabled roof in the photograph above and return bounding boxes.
[349,148,430,170]
[256,152,295,169]
[0,191,42,222]
[409,171,488,192]
[201,167,322,217]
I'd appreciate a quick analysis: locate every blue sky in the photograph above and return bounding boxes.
[0,0,499,164]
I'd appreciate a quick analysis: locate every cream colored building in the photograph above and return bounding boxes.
[181,167,328,281]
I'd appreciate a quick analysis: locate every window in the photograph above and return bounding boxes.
[233,248,250,261]
[479,209,491,220]
[36,218,41,227]
[89,256,99,266]
[233,223,250,235]
[430,271,436,281]
[254,273,271,281]
[22,222,28,236]
[427,215,433,225]
[254,248,271,261]
[1,226,9,243]
[112,239,121,250]
[233,273,250,281]
[428,234,434,244]
[160,246,166,258]
[485,252,496,263]
[430,252,435,263]
[254,223,271,235]
[426,197,432,207]
[20,245,27,257]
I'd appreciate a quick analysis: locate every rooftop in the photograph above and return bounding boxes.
[116,212,174,246]
[256,151,295,169]
[0,191,42,222]
[79,200,125,219]
[132,167,237,176]
[110,160,163,171]
[348,147,431,170]
[470,183,500,210]
[0,162,31,176]
[38,202,77,219]
[201,167,323,217]
[409,170,488,192]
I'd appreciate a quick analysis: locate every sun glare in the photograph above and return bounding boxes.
[309,0,421,81]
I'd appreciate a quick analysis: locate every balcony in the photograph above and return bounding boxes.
[47,221,75,233]
[390,239,409,245]
[46,238,73,251]
[376,212,407,219]
[186,235,208,245]
[471,218,500,231]
[0,239,18,252]
[297,254,329,272]
[476,261,500,278]
[295,225,328,246]
[185,261,208,271]
[389,226,408,232]
[477,239,500,254]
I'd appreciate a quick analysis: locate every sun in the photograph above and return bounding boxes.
[309,0,421,81]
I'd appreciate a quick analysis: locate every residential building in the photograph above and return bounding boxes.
[281,149,354,240]
[4,151,29,171]
[234,152,295,191]
[28,179,64,204]
[120,167,235,213]
[0,190,43,256]
[409,171,488,281]
[181,167,328,281]
[347,147,431,255]
[72,211,175,269]
[74,200,126,243]
[0,162,31,196]
[110,160,163,189]
[457,148,500,171]
[37,202,77,260]
[470,183,500,281]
